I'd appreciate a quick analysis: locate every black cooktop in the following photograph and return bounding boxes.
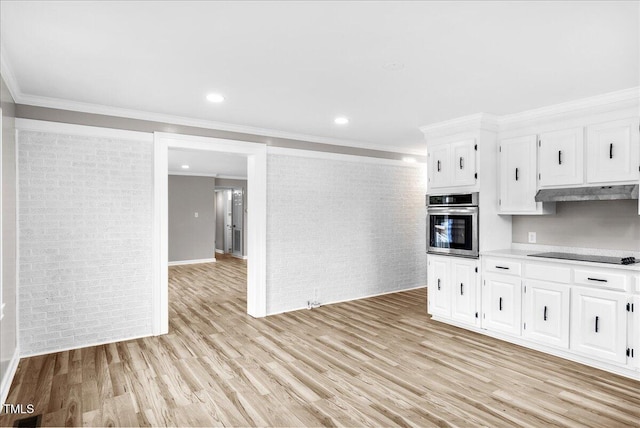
[528,252,638,265]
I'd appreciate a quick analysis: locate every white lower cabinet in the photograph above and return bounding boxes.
[451,259,479,325]
[570,286,628,365]
[482,274,521,336]
[475,254,639,380]
[523,280,570,349]
[427,255,480,327]
[428,257,451,318]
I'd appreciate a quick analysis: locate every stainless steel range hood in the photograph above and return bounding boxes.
[535,184,639,202]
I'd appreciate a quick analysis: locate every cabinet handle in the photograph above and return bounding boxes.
[460,283,464,296]
[587,277,608,283]
[609,143,613,159]
[499,297,503,311]
[558,150,562,165]
[595,316,599,333]
[495,266,509,270]
[543,306,548,321]
[515,168,519,181]
[459,157,464,169]
[437,278,441,290]
[437,160,441,172]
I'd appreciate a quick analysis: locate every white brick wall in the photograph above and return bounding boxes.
[266,154,427,314]
[18,131,153,356]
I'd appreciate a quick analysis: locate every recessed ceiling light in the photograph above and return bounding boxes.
[181,165,190,169]
[206,93,225,103]
[334,117,349,125]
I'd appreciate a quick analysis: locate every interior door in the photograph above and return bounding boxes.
[232,189,244,257]
[224,190,232,253]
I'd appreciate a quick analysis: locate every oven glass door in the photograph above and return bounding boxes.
[427,208,478,257]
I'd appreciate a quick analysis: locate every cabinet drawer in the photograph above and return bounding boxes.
[525,263,571,284]
[484,258,522,276]
[574,268,629,292]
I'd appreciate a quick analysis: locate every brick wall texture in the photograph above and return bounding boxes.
[18,131,153,356]
[266,154,427,314]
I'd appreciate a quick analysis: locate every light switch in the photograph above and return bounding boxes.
[194,212,198,218]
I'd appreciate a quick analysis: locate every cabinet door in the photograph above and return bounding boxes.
[539,128,584,187]
[428,257,451,317]
[570,287,627,364]
[451,258,479,326]
[523,280,570,349]
[587,118,640,183]
[482,274,522,336]
[499,135,538,213]
[451,139,477,187]
[429,145,450,189]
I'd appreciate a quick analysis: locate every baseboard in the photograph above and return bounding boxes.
[168,258,216,266]
[266,284,427,316]
[231,254,248,260]
[0,346,20,407]
[214,249,225,254]
[19,331,155,359]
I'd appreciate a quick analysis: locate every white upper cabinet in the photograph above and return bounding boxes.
[499,135,539,213]
[428,139,476,190]
[586,118,640,184]
[428,144,451,189]
[451,139,477,187]
[538,128,584,187]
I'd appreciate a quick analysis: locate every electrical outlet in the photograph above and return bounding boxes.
[528,232,536,243]
[194,212,198,218]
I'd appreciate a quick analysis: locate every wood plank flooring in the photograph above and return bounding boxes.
[1,254,639,427]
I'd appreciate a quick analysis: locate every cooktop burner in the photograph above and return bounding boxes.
[528,252,638,265]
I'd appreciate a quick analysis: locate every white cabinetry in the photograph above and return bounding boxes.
[523,280,570,349]
[538,128,584,187]
[570,287,628,364]
[427,254,480,327]
[499,135,553,214]
[587,118,640,184]
[428,139,476,190]
[451,259,479,325]
[476,253,638,379]
[482,273,522,336]
[428,256,451,318]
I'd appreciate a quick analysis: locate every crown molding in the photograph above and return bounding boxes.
[419,113,499,140]
[14,92,426,157]
[497,87,640,129]
[0,47,21,102]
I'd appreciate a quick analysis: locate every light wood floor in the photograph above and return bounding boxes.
[2,255,639,427]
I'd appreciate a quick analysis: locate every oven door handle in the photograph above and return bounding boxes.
[427,208,478,215]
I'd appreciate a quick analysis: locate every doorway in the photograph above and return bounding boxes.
[153,133,267,336]
[215,187,245,258]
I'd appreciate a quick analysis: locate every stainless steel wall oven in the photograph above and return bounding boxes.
[426,193,479,258]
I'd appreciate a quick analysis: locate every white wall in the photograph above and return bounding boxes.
[18,129,154,356]
[266,153,427,314]
[0,76,18,404]
[168,175,216,262]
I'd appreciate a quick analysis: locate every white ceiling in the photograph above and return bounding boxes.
[168,149,247,178]
[1,1,638,155]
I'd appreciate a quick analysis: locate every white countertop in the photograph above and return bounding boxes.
[481,248,640,272]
